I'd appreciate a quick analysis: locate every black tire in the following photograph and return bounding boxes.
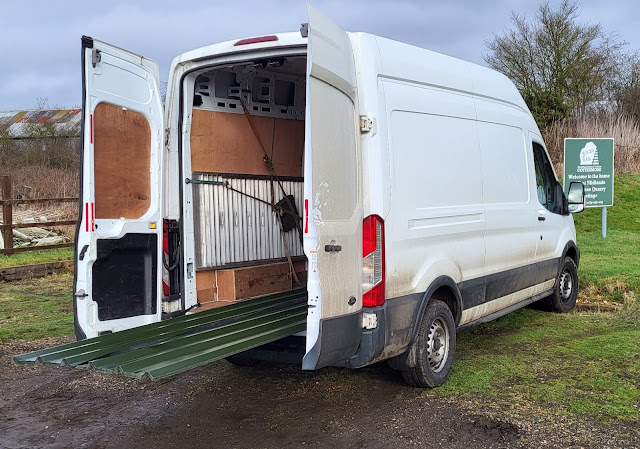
[225,354,260,367]
[541,257,579,313]
[401,299,456,388]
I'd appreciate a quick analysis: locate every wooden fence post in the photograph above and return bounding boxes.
[1,175,13,253]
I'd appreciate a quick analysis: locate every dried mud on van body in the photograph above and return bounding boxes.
[1,340,638,449]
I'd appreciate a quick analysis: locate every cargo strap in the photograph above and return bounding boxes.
[240,98,303,286]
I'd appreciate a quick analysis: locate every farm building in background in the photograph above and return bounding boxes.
[0,109,81,171]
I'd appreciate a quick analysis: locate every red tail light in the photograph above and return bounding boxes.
[234,36,278,46]
[362,215,385,307]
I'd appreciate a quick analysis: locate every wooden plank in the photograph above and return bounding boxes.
[0,220,77,231]
[0,260,73,282]
[0,197,78,206]
[195,271,216,303]
[215,270,236,302]
[292,260,307,285]
[190,110,304,177]
[233,262,291,300]
[94,103,151,219]
[213,261,307,302]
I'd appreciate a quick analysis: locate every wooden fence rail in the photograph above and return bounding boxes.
[0,175,78,255]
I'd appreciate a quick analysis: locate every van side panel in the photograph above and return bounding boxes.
[382,79,485,299]
[475,119,536,277]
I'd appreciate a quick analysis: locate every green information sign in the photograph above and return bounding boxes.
[563,138,614,207]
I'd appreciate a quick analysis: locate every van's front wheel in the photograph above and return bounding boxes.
[542,257,579,313]
[401,299,456,388]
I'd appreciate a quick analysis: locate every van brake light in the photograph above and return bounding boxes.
[234,36,278,46]
[362,215,385,307]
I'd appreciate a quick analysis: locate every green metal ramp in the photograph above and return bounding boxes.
[14,289,307,380]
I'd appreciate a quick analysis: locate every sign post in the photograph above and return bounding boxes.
[563,138,614,238]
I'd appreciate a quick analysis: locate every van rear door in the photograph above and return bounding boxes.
[303,6,363,369]
[74,37,164,339]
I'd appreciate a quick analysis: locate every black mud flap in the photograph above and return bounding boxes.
[302,312,361,370]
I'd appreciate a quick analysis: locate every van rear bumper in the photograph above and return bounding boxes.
[338,293,423,369]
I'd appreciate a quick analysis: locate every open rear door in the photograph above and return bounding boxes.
[303,6,363,369]
[74,37,164,339]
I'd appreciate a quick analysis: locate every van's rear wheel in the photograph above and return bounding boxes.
[401,299,456,388]
[541,257,579,313]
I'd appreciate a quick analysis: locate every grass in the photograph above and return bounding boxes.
[573,173,640,303]
[0,247,74,268]
[0,272,74,341]
[433,307,640,422]
[0,174,637,426]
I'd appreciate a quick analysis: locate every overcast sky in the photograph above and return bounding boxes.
[1,0,638,111]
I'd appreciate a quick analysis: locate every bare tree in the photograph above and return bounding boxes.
[611,52,640,120]
[484,0,625,127]
[34,96,49,110]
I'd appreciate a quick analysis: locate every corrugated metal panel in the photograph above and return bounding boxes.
[0,109,81,138]
[14,289,307,380]
[193,173,304,269]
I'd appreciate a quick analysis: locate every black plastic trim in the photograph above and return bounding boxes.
[73,37,89,341]
[93,234,158,321]
[561,240,580,268]
[302,311,361,370]
[414,276,463,331]
[341,305,387,369]
[459,258,561,310]
[81,35,94,49]
[458,288,554,331]
[177,72,187,313]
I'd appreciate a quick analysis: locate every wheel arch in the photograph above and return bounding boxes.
[389,276,461,372]
[561,240,580,270]
[412,276,463,341]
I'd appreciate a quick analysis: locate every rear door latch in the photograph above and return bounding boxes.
[324,244,342,252]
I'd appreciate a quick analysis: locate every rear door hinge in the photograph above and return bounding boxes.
[91,49,101,68]
[360,115,373,133]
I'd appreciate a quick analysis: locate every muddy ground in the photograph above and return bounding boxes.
[1,338,638,449]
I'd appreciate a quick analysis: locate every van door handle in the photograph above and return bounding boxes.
[324,244,342,252]
[538,216,546,221]
[79,244,89,260]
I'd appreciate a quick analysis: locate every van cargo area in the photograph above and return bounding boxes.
[183,56,308,310]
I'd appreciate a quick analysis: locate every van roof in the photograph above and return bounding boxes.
[172,32,307,67]
[172,30,531,119]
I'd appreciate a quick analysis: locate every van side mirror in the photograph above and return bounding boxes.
[567,182,585,214]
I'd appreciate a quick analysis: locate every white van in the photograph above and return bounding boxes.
[73,6,586,387]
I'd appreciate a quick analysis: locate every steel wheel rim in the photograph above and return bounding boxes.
[427,317,450,373]
[560,269,573,301]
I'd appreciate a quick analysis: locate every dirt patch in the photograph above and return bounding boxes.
[0,339,638,449]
